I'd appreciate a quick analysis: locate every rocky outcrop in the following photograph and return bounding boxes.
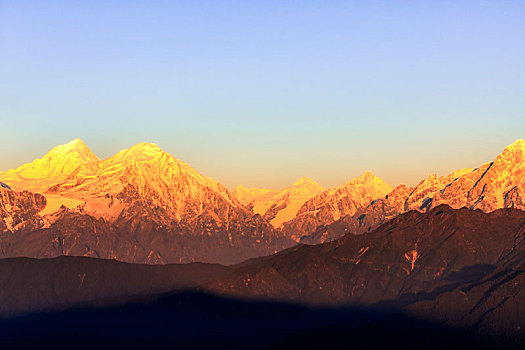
[432,139,525,211]
[0,187,46,232]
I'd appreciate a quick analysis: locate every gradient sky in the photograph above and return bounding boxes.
[1,1,524,189]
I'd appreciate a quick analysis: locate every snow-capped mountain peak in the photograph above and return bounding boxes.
[8,138,99,179]
[110,142,166,162]
[38,141,248,222]
[0,138,100,193]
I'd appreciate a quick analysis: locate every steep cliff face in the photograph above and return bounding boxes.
[432,139,525,211]
[282,172,393,240]
[400,140,524,214]
[0,187,46,232]
[404,168,474,211]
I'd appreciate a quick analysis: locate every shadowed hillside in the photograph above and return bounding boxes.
[0,291,519,350]
[0,206,524,348]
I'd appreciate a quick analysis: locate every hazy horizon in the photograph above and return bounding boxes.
[1,137,523,190]
[1,1,524,188]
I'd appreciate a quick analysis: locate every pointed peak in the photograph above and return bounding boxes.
[350,171,383,184]
[1,139,100,181]
[112,142,168,162]
[44,139,100,164]
[504,139,525,152]
[293,177,318,186]
[130,141,161,150]
[358,171,375,179]
[126,142,165,156]
[69,138,87,146]
[49,138,92,154]
[341,171,393,193]
[497,139,525,163]
[233,184,247,191]
[131,142,167,155]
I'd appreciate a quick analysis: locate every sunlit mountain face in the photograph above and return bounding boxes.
[0,139,524,347]
[0,140,294,264]
[232,177,325,228]
[0,139,524,264]
[301,139,525,244]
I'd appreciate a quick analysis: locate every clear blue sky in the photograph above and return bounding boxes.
[1,1,524,188]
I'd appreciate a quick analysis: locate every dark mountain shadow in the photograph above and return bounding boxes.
[0,290,520,350]
[446,264,498,282]
[376,264,500,309]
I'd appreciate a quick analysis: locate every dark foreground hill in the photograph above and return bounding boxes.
[0,205,524,348]
[0,256,231,318]
[208,205,525,305]
[0,291,514,350]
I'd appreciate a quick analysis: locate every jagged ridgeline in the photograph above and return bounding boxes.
[0,139,524,264]
[0,140,293,264]
[1,206,524,347]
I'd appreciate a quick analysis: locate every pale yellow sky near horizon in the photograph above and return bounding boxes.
[1,138,522,191]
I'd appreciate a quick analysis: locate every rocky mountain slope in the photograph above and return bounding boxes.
[231,185,276,206]
[232,177,324,228]
[0,140,294,264]
[302,139,525,244]
[207,205,525,305]
[0,256,231,318]
[406,262,525,339]
[0,138,523,263]
[282,171,393,240]
[0,187,46,233]
[46,142,250,223]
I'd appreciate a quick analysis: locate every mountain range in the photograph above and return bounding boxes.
[0,138,524,347]
[0,206,523,348]
[0,139,524,264]
[0,140,292,264]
